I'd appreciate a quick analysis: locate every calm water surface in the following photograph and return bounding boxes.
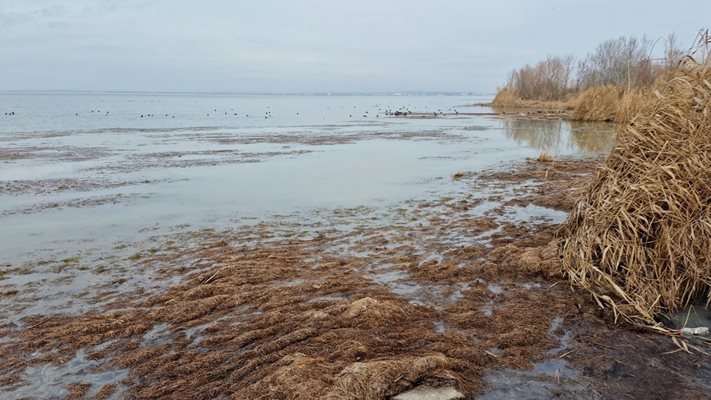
[0,93,614,263]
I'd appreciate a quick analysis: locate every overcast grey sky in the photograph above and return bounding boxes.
[1,1,709,93]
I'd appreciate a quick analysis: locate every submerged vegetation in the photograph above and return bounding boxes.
[492,32,688,122]
[559,32,711,329]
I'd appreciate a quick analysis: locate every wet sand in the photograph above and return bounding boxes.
[1,98,708,399]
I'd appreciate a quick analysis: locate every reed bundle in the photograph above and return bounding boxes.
[560,39,711,327]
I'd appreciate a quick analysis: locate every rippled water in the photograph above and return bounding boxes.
[0,93,615,263]
[0,93,618,400]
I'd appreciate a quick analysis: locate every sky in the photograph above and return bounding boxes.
[1,0,709,93]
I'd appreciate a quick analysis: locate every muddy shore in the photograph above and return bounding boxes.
[2,149,710,399]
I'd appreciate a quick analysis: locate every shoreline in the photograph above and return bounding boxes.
[0,95,707,399]
[473,101,577,121]
[2,148,709,398]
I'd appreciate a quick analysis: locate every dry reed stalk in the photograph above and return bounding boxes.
[536,152,554,163]
[616,86,652,124]
[559,43,711,328]
[491,87,574,110]
[571,85,620,122]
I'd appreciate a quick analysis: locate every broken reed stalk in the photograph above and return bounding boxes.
[559,34,711,330]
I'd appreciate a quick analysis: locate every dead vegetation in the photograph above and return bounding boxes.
[535,152,554,163]
[491,87,575,112]
[0,159,595,400]
[492,32,688,122]
[3,151,711,399]
[571,85,619,122]
[0,228,567,399]
[559,38,711,327]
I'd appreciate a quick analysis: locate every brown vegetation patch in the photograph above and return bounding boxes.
[0,227,573,399]
[491,33,684,123]
[571,85,619,122]
[0,157,606,399]
[0,178,170,196]
[560,51,711,326]
[4,150,709,399]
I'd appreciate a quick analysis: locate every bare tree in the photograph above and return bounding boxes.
[505,55,576,100]
[501,34,678,101]
[664,33,684,70]
[577,36,653,89]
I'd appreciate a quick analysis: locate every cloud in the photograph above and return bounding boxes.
[1,0,709,92]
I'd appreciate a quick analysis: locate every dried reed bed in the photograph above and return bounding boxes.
[491,87,574,111]
[616,86,653,125]
[0,152,616,399]
[491,87,524,107]
[3,243,480,399]
[0,199,575,399]
[559,50,711,326]
[571,85,620,122]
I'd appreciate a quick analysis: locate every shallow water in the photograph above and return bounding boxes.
[0,94,619,399]
[476,317,590,400]
[0,94,614,263]
[14,349,128,399]
[669,304,711,329]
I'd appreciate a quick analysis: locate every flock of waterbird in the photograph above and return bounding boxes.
[1,104,461,119]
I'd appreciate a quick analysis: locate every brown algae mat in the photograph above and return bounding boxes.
[1,158,711,400]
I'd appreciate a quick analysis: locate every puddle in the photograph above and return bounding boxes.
[449,283,470,302]
[2,349,128,400]
[369,269,473,309]
[307,294,350,303]
[274,278,307,288]
[476,316,590,399]
[547,316,572,356]
[501,117,615,155]
[521,282,542,290]
[487,284,503,295]
[481,304,494,316]
[369,269,409,284]
[503,204,569,224]
[434,319,448,333]
[142,323,172,347]
[668,304,711,329]
[476,368,593,400]
[184,319,227,347]
[370,269,423,298]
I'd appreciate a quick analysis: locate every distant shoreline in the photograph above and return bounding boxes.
[0,90,492,97]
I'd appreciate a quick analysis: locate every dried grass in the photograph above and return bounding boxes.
[616,86,653,125]
[0,215,577,400]
[491,88,574,110]
[571,85,620,122]
[536,152,554,163]
[559,48,711,327]
[0,157,608,399]
[491,87,523,107]
[0,241,540,399]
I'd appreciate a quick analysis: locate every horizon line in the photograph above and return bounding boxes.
[0,89,492,96]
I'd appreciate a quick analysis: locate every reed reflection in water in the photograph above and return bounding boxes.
[502,117,615,155]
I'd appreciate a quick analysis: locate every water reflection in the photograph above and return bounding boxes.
[502,118,615,155]
[569,122,617,153]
